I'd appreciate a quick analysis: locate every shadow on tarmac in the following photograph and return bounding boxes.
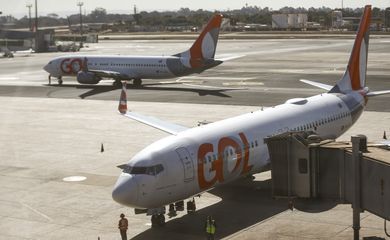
[131,178,286,240]
[47,83,234,99]
[130,177,338,240]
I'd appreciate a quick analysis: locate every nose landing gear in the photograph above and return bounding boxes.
[151,214,165,227]
[48,75,63,85]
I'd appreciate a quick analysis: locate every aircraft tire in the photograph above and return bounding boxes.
[151,214,158,227]
[133,78,142,87]
[113,80,122,88]
[157,214,165,226]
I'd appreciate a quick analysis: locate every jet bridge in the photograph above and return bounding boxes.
[265,133,390,239]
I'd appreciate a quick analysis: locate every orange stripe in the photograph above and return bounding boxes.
[189,14,223,68]
[349,5,371,90]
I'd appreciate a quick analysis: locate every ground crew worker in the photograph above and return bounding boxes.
[118,213,128,240]
[205,215,216,240]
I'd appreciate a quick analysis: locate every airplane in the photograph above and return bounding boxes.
[112,5,390,227]
[43,14,224,87]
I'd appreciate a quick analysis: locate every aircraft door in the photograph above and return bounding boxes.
[175,147,194,182]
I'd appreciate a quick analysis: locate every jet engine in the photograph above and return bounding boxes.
[77,71,101,84]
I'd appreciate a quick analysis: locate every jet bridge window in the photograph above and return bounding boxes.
[298,158,308,174]
[122,164,164,176]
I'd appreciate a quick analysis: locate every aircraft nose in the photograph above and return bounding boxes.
[43,63,51,73]
[112,174,139,207]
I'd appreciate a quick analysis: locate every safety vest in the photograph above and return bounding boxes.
[206,220,216,234]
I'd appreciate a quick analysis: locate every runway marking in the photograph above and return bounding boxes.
[0,77,20,80]
[19,201,53,222]
[242,42,350,56]
[177,76,255,81]
[182,83,246,90]
[222,81,264,86]
[63,176,87,182]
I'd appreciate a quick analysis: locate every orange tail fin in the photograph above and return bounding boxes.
[330,5,371,93]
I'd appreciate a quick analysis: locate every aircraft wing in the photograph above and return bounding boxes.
[122,111,188,135]
[118,81,189,135]
[88,69,130,79]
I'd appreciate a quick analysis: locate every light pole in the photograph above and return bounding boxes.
[77,2,83,48]
[26,3,32,31]
[34,0,38,31]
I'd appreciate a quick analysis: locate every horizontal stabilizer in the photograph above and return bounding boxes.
[300,79,332,91]
[366,90,390,97]
[216,54,245,62]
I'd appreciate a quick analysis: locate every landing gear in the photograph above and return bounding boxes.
[133,78,142,88]
[187,198,196,214]
[168,203,177,217]
[151,214,165,227]
[48,75,52,85]
[113,79,122,88]
[58,76,63,85]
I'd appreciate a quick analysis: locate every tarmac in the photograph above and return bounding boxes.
[0,35,390,239]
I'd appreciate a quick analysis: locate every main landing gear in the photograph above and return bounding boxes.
[113,80,122,88]
[133,78,142,88]
[48,75,62,85]
[151,214,165,227]
[148,198,197,227]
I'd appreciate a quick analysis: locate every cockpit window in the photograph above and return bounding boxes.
[122,164,164,176]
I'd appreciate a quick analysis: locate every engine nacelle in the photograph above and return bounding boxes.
[76,71,101,84]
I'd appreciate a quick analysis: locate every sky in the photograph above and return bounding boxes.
[1,0,389,18]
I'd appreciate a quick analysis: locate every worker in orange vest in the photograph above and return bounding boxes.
[118,213,128,240]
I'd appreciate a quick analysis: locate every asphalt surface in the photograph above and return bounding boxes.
[1,37,389,111]
[1,36,390,240]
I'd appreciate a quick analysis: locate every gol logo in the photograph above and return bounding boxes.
[197,132,253,189]
[60,58,83,74]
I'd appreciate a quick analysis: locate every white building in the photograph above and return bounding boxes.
[272,13,308,29]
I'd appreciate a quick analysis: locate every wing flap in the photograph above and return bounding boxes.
[89,69,129,79]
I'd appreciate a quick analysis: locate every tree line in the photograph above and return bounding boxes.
[1,6,389,29]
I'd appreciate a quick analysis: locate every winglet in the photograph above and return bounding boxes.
[118,81,127,114]
[330,5,371,93]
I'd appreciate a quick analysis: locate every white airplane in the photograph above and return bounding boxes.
[112,6,390,226]
[43,14,224,86]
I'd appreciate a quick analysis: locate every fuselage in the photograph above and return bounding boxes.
[43,55,221,80]
[112,91,365,209]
